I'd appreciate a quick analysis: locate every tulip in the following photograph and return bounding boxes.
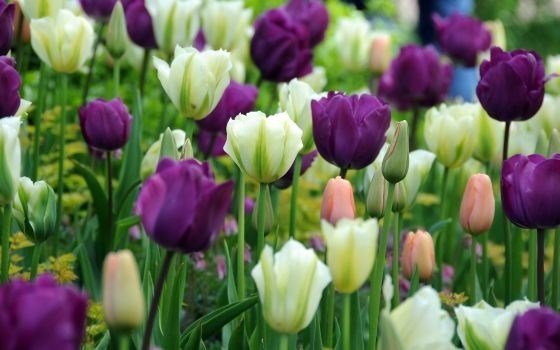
[477,47,546,122]
[321,176,356,225]
[472,106,503,163]
[401,230,435,281]
[301,66,327,92]
[369,31,392,74]
[505,308,560,350]
[250,8,312,82]
[201,0,252,54]
[0,3,15,55]
[196,81,258,134]
[424,103,477,168]
[333,16,372,72]
[382,121,409,184]
[284,0,329,47]
[273,150,317,189]
[393,150,436,211]
[460,174,495,235]
[140,129,186,179]
[366,170,388,219]
[197,130,226,158]
[30,9,94,73]
[531,94,560,139]
[154,46,232,120]
[135,158,233,253]
[378,44,452,110]
[322,218,378,293]
[224,111,303,184]
[102,250,144,331]
[79,0,116,20]
[455,299,539,350]
[0,57,21,118]
[501,154,560,229]
[105,1,128,59]
[485,20,506,50]
[79,98,133,152]
[312,92,391,171]
[279,79,318,154]
[124,0,157,49]
[251,239,331,334]
[0,274,88,349]
[13,177,56,243]
[0,117,21,206]
[432,13,492,67]
[19,0,64,19]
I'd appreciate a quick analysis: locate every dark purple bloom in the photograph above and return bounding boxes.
[197,81,258,133]
[0,274,88,350]
[135,158,234,253]
[312,92,391,170]
[501,154,560,229]
[124,0,157,49]
[197,130,226,158]
[273,150,318,189]
[477,47,546,122]
[284,0,329,47]
[432,12,491,67]
[0,56,20,118]
[79,0,117,20]
[378,44,452,110]
[0,2,15,56]
[250,8,312,82]
[193,29,206,51]
[245,197,255,214]
[79,98,133,152]
[505,308,560,350]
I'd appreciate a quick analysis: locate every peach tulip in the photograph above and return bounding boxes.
[321,176,355,224]
[401,230,436,281]
[459,173,495,235]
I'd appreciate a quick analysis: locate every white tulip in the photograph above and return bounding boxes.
[19,0,65,19]
[333,16,372,72]
[201,0,252,55]
[0,117,21,205]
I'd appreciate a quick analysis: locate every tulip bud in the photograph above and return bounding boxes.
[0,117,21,205]
[382,121,409,184]
[369,31,392,74]
[392,181,407,213]
[321,176,356,224]
[102,250,144,331]
[460,174,495,235]
[13,177,57,243]
[401,230,435,281]
[322,218,378,293]
[0,3,15,56]
[19,0,64,19]
[159,128,179,160]
[140,129,186,180]
[251,186,276,233]
[366,170,387,219]
[251,239,331,334]
[0,56,21,118]
[105,1,128,60]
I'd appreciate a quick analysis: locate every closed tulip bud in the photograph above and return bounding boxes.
[105,1,128,59]
[322,218,378,293]
[140,129,185,179]
[251,185,275,232]
[392,181,407,213]
[224,111,303,183]
[366,170,387,219]
[460,174,495,235]
[401,230,435,281]
[369,31,392,74]
[321,176,355,224]
[251,239,331,334]
[30,10,95,73]
[334,16,372,72]
[102,250,144,331]
[19,0,64,19]
[0,117,21,205]
[424,103,477,168]
[13,177,56,243]
[382,121,409,184]
[124,0,157,49]
[154,46,232,120]
[0,57,21,118]
[201,1,252,54]
[0,3,15,56]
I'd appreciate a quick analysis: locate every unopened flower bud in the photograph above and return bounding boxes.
[366,170,387,219]
[401,230,435,281]
[392,181,407,213]
[459,174,495,235]
[105,1,128,60]
[382,121,409,184]
[251,186,276,233]
[321,176,355,224]
[369,31,392,74]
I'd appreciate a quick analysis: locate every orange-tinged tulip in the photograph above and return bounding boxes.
[459,173,495,235]
[369,32,392,74]
[401,230,435,281]
[321,176,355,224]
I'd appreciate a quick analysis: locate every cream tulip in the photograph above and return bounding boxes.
[333,16,372,72]
[201,0,252,55]
[19,0,64,19]
[0,117,21,206]
[13,177,56,243]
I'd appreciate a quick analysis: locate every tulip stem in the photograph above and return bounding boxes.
[537,229,546,306]
[113,58,121,97]
[256,183,267,256]
[552,229,560,309]
[32,62,49,181]
[118,335,129,350]
[482,233,489,301]
[142,250,174,350]
[139,49,150,97]
[106,151,114,251]
[237,171,246,300]
[343,293,351,350]
[54,73,68,256]
[30,242,43,279]
[470,235,478,305]
[436,166,450,290]
[369,182,395,350]
[82,22,106,104]
[289,155,302,238]
[1,205,12,282]
[15,9,24,72]
[325,284,335,347]
[392,211,400,307]
[339,167,348,179]
[528,230,537,301]
[410,108,419,150]
[502,121,512,304]
[279,334,289,350]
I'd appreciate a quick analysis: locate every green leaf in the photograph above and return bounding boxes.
[350,291,364,350]
[229,321,249,350]
[224,241,239,303]
[185,324,203,350]
[429,218,453,235]
[161,255,187,350]
[113,215,141,249]
[159,127,178,160]
[94,331,111,350]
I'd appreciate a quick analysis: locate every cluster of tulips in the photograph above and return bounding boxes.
[1,0,560,349]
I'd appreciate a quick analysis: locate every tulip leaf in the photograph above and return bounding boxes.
[429,218,453,235]
[94,331,111,350]
[185,324,203,350]
[228,321,249,350]
[74,222,99,300]
[161,255,187,350]
[159,127,179,160]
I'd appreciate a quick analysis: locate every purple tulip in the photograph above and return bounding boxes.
[79,98,133,152]
[193,29,206,51]
[196,81,258,133]
[501,154,560,229]
[378,44,452,110]
[250,8,312,82]
[0,274,88,350]
[0,56,20,118]
[273,150,318,189]
[197,130,227,158]
[79,0,117,20]
[0,2,15,56]
[135,158,234,253]
[284,0,329,47]
[124,0,157,49]
[505,308,560,350]
[432,12,492,67]
[477,47,546,122]
[312,92,391,171]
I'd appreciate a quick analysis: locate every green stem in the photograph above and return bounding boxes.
[14,9,24,72]
[470,235,478,305]
[30,242,43,279]
[118,335,129,350]
[279,334,289,350]
[392,211,400,307]
[113,58,121,97]
[503,121,512,304]
[106,151,114,252]
[552,229,560,309]
[32,63,49,181]
[325,284,335,347]
[237,171,246,300]
[256,183,267,256]
[409,265,419,296]
[410,108,419,150]
[289,155,302,238]
[54,74,68,256]
[436,166,450,290]
[82,22,106,104]
[139,49,150,97]
[343,293,351,350]
[1,205,12,282]
[528,230,537,301]
[369,183,395,350]
[537,229,546,306]
[482,233,489,301]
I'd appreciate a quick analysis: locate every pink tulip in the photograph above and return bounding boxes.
[401,230,436,281]
[320,176,356,224]
[460,173,495,235]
